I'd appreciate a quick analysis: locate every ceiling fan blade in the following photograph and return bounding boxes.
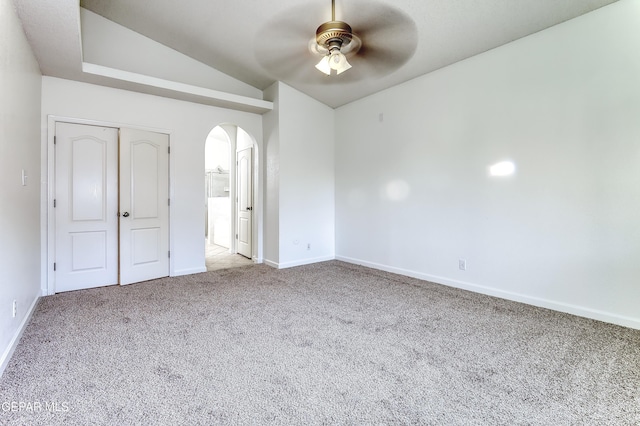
[348,2,418,77]
[254,0,418,84]
[352,41,414,75]
[254,2,331,82]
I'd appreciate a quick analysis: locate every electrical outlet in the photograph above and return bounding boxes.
[459,259,467,271]
[12,300,17,318]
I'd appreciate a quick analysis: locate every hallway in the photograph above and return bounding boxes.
[205,242,253,271]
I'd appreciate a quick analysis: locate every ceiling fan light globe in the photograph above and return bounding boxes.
[315,56,331,75]
[330,53,340,67]
[336,57,352,74]
[329,50,344,69]
[329,50,352,74]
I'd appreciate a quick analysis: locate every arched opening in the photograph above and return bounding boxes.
[204,124,258,271]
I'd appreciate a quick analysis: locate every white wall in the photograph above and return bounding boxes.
[335,0,640,329]
[278,83,335,267]
[0,0,43,373]
[41,77,263,285]
[263,83,280,264]
[263,82,335,268]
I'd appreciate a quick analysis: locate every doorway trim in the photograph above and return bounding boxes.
[45,115,174,296]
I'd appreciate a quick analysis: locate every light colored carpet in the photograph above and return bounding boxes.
[1,261,638,425]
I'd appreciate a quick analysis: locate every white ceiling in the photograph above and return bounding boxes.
[14,0,618,109]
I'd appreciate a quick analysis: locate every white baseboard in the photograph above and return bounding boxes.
[263,259,279,269]
[336,255,640,330]
[0,295,40,377]
[172,266,207,276]
[264,255,335,270]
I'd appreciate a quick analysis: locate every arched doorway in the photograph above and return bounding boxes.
[204,125,257,271]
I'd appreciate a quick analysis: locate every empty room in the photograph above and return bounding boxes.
[1,0,639,423]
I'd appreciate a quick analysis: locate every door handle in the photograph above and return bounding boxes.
[122,212,130,217]
[246,207,252,211]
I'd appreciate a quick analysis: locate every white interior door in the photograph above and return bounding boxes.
[119,128,170,285]
[54,123,119,292]
[237,147,253,259]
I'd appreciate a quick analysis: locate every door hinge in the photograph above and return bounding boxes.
[236,234,238,239]
[168,146,170,154]
[53,263,56,271]
[54,136,56,145]
[53,199,56,208]
[168,251,170,258]
[168,198,170,206]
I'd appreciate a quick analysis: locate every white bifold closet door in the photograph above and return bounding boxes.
[54,123,169,292]
[118,127,169,285]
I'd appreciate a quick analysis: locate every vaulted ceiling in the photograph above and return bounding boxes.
[14,0,618,110]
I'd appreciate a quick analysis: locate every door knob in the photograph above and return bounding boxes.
[247,207,252,211]
[122,212,130,217]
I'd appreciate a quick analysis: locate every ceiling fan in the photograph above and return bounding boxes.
[308,0,362,75]
[254,0,418,83]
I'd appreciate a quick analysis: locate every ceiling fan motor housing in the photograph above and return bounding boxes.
[316,20,353,51]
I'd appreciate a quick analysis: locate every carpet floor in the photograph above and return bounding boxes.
[1,261,638,425]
